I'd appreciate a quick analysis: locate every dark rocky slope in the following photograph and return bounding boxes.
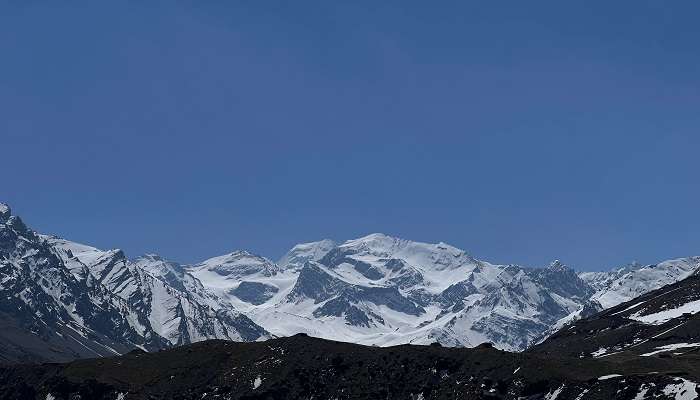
[1,331,698,400]
[531,272,700,359]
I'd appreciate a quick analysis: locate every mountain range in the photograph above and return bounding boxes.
[1,202,699,363]
[4,271,700,399]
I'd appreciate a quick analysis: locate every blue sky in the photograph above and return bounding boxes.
[2,2,699,270]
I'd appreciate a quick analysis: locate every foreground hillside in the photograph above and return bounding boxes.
[0,332,697,400]
[533,272,700,360]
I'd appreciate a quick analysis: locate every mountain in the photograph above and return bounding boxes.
[2,201,699,362]
[0,205,165,363]
[191,234,697,352]
[581,258,700,308]
[206,233,597,351]
[1,331,697,399]
[532,269,700,361]
[45,238,270,348]
[0,204,268,363]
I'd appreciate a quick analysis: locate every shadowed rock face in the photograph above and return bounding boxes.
[230,281,279,305]
[319,247,385,280]
[286,262,349,303]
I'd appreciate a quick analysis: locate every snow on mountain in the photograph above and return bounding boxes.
[47,241,270,346]
[131,253,187,291]
[0,204,268,362]
[0,204,168,362]
[581,257,700,308]
[185,251,295,310]
[191,233,596,351]
[190,250,280,280]
[278,239,336,268]
[197,234,698,351]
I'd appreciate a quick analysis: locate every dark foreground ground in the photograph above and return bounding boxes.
[1,333,698,400]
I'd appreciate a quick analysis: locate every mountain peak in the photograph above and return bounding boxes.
[137,253,165,262]
[190,249,278,278]
[0,203,11,223]
[227,249,258,258]
[548,260,568,271]
[279,239,337,268]
[347,232,398,244]
[341,233,401,250]
[357,232,392,240]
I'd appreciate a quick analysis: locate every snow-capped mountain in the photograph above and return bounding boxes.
[533,269,700,362]
[195,233,597,351]
[193,234,699,351]
[581,257,700,308]
[0,204,268,362]
[0,205,166,362]
[1,201,699,362]
[47,240,268,346]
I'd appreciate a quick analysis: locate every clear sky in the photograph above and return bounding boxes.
[2,2,699,270]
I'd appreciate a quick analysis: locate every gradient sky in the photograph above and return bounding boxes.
[2,2,699,270]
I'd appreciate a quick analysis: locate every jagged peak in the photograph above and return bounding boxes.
[220,249,273,263]
[547,260,569,272]
[133,253,184,269]
[0,203,30,235]
[194,249,271,263]
[135,253,165,262]
[92,248,127,263]
[0,203,10,221]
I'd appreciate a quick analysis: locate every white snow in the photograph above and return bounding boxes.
[630,300,700,325]
[252,375,262,389]
[632,384,651,400]
[189,251,279,281]
[611,301,646,315]
[641,343,700,357]
[598,374,623,380]
[585,258,700,309]
[545,384,565,400]
[278,239,336,268]
[662,378,698,400]
[591,347,608,357]
[182,233,589,350]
